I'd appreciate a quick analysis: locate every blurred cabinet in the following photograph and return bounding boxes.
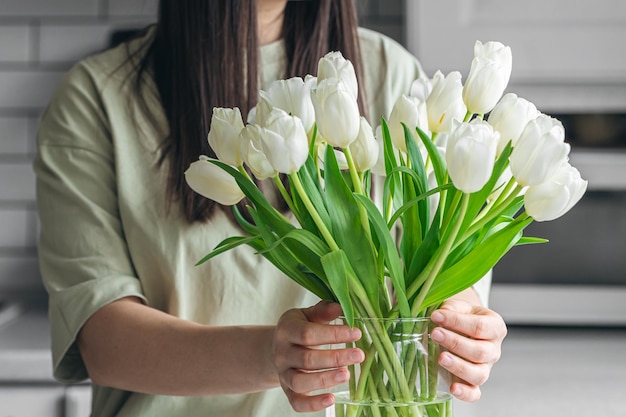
[406,0,626,112]
[0,386,64,417]
[0,384,91,417]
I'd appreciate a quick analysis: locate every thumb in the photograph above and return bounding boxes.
[302,300,343,324]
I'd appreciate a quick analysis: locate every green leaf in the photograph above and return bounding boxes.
[517,236,548,245]
[321,250,356,327]
[353,194,410,319]
[416,126,446,186]
[248,206,334,300]
[381,118,403,220]
[323,145,380,310]
[420,217,532,309]
[208,159,294,237]
[258,228,331,281]
[195,235,261,266]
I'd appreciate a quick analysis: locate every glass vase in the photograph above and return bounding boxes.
[326,317,452,417]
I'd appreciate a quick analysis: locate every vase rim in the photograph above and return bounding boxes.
[338,316,432,323]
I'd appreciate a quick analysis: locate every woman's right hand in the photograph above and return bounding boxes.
[272,301,364,413]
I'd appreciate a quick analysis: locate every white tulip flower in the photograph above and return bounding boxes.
[239,124,277,180]
[426,71,467,134]
[510,114,570,186]
[463,40,513,115]
[388,94,429,153]
[349,117,379,171]
[262,76,316,133]
[184,156,245,206]
[525,163,587,221]
[311,78,361,148]
[207,107,245,166]
[446,119,499,193]
[317,146,349,171]
[259,108,309,174]
[488,93,539,155]
[317,51,358,99]
[409,77,433,102]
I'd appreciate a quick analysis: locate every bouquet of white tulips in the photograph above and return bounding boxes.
[185,41,587,416]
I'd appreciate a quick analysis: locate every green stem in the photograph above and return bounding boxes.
[343,146,373,242]
[411,193,470,315]
[289,172,339,251]
[272,176,298,216]
[454,183,524,250]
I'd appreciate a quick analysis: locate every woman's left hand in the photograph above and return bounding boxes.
[429,298,507,402]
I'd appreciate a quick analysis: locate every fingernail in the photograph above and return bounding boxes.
[335,370,349,382]
[440,353,453,367]
[351,350,364,363]
[350,328,362,339]
[452,386,463,397]
[431,311,445,324]
[322,395,335,407]
[430,329,444,343]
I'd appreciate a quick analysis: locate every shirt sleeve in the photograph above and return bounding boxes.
[34,62,147,383]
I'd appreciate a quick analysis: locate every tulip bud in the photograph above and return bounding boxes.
[207,107,245,166]
[349,117,379,171]
[311,78,361,148]
[388,94,429,153]
[463,41,513,115]
[409,77,432,102]
[262,76,316,133]
[510,114,570,186]
[524,163,587,221]
[184,156,245,206]
[426,71,467,134]
[239,124,277,180]
[317,146,349,171]
[488,93,539,155]
[252,93,274,127]
[317,51,358,99]
[446,119,499,193]
[259,108,309,174]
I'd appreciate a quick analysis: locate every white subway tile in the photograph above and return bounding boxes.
[0,162,36,201]
[39,24,113,63]
[0,209,29,248]
[107,0,157,17]
[0,26,31,63]
[0,70,64,109]
[0,0,98,16]
[0,117,30,154]
[0,255,42,291]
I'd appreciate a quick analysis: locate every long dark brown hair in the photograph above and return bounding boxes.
[136,0,366,223]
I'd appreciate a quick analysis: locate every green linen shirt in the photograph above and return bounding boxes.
[34,26,488,417]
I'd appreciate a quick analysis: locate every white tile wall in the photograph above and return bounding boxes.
[0,0,99,17]
[0,0,157,294]
[0,0,404,295]
[0,26,32,62]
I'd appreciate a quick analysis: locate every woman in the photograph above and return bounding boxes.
[34,1,507,416]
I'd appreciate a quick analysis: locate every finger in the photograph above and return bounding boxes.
[302,301,344,324]
[282,387,336,413]
[281,366,350,394]
[431,307,506,341]
[449,379,482,402]
[430,327,501,364]
[438,350,491,387]
[288,346,364,371]
[281,319,362,347]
